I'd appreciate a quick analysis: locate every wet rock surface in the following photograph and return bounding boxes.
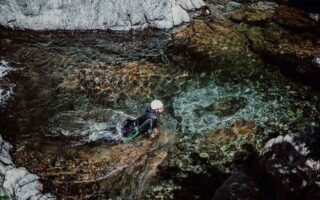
[13,132,171,199]
[170,20,258,72]
[205,1,320,88]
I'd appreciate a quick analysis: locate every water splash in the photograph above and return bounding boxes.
[49,108,135,145]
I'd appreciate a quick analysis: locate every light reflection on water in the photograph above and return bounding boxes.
[173,77,317,135]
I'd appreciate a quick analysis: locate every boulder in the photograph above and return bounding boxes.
[260,131,320,200]
[3,167,28,194]
[0,136,55,199]
[0,142,13,165]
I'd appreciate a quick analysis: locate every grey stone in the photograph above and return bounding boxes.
[0,145,13,165]
[0,135,55,199]
[0,0,205,30]
[0,163,14,176]
[25,192,55,200]
[39,194,56,200]
[16,174,39,188]
[15,181,42,200]
[3,167,28,194]
[29,194,43,200]
[0,155,12,165]
[2,142,12,153]
[0,175,4,186]
[0,186,12,200]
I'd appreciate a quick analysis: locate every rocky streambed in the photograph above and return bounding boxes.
[0,0,320,199]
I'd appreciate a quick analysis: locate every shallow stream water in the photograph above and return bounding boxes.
[1,27,320,198]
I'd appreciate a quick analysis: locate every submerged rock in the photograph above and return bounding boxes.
[196,97,246,117]
[171,20,258,72]
[201,119,259,167]
[239,21,320,88]
[231,9,273,24]
[0,0,205,30]
[13,131,170,199]
[58,61,191,106]
[275,5,319,29]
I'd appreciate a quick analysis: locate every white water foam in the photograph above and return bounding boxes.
[0,60,15,106]
[49,109,135,144]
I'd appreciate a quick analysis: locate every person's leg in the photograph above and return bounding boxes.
[138,119,153,135]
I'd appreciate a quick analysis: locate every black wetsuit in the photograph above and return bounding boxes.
[135,107,158,135]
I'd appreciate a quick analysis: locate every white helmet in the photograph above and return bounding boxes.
[151,100,163,110]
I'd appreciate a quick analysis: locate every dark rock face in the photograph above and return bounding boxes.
[260,130,320,200]
[212,171,260,200]
[289,0,320,13]
[211,127,320,200]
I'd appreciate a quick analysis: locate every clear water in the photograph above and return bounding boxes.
[1,29,319,199]
[173,75,318,135]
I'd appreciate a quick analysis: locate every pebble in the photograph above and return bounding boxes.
[199,152,209,159]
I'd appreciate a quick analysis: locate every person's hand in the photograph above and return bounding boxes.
[150,128,159,139]
[152,128,159,134]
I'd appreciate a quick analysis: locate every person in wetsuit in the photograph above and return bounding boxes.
[122,100,164,142]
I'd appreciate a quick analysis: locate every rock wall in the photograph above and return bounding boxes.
[0,135,55,200]
[0,0,205,30]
